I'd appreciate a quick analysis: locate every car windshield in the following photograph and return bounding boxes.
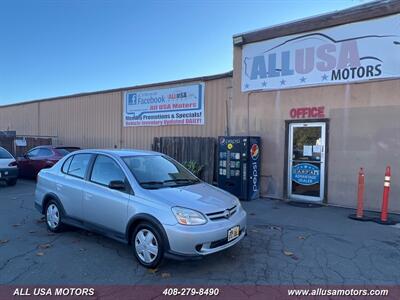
[0,148,12,159]
[122,155,200,189]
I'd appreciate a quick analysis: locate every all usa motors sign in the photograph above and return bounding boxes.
[241,14,400,92]
[124,83,204,127]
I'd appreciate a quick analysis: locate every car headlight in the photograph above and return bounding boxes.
[171,207,207,225]
[234,197,242,208]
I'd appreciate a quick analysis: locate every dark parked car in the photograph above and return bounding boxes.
[18,146,80,179]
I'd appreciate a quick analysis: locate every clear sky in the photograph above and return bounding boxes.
[0,0,372,105]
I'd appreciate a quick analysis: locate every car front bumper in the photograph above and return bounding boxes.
[0,167,18,180]
[163,206,247,257]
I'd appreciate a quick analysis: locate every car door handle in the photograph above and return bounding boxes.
[85,193,93,200]
[56,183,63,191]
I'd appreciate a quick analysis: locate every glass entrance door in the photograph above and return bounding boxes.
[288,122,326,202]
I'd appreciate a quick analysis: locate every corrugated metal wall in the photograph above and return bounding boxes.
[38,91,122,148]
[0,76,231,150]
[0,102,39,135]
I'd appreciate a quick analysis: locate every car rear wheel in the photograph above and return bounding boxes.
[132,223,164,268]
[6,179,17,186]
[45,200,64,232]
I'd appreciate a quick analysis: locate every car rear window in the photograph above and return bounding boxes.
[56,147,80,156]
[0,148,12,159]
[66,154,91,179]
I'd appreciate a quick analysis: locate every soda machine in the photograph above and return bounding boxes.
[217,136,261,201]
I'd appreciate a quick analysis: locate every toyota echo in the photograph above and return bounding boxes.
[35,149,247,267]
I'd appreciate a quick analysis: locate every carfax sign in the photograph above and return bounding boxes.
[292,163,320,186]
[124,83,204,127]
[242,14,400,92]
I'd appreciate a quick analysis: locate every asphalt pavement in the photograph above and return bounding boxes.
[1,180,400,285]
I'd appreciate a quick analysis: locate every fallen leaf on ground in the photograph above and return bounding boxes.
[270,225,282,231]
[36,252,45,256]
[29,230,36,233]
[291,255,299,261]
[0,239,9,245]
[161,272,171,278]
[249,213,256,216]
[36,219,45,224]
[283,250,294,256]
[38,243,52,249]
[298,236,305,240]
[12,224,21,227]
[251,229,259,233]
[148,268,158,274]
[47,232,55,236]
[79,248,86,252]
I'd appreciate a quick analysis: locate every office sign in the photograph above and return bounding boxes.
[242,14,400,92]
[124,83,204,127]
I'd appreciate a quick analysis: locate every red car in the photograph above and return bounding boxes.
[18,146,80,179]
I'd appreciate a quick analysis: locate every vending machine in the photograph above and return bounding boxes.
[217,136,261,201]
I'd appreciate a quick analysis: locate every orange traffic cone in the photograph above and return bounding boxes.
[349,168,371,221]
[374,166,396,225]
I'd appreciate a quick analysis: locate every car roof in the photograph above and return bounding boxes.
[32,145,80,149]
[71,149,161,158]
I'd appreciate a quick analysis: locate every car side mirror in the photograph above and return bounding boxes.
[108,180,126,191]
[23,154,29,159]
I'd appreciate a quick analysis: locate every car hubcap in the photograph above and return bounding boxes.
[135,229,159,263]
[46,204,60,229]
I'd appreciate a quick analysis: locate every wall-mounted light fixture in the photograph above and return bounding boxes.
[233,35,244,46]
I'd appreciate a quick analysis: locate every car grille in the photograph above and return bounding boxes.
[206,205,237,221]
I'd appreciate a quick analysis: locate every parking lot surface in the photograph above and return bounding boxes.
[1,180,400,285]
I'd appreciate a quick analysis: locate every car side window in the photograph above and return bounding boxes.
[67,154,91,179]
[38,148,53,157]
[90,155,126,187]
[27,149,40,157]
[62,156,73,174]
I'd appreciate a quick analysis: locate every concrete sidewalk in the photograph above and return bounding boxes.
[1,180,400,285]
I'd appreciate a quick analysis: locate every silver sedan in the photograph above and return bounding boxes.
[35,149,247,268]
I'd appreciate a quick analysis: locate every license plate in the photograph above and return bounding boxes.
[227,226,240,242]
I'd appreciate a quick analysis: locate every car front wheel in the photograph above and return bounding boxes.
[132,223,164,268]
[45,200,64,232]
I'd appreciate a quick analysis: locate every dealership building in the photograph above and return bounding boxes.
[1,0,400,212]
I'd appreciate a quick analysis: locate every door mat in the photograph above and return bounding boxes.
[287,201,324,208]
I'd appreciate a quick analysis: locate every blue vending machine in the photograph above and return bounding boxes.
[217,136,261,201]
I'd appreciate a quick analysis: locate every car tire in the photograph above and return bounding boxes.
[45,200,64,233]
[6,179,17,186]
[132,222,164,268]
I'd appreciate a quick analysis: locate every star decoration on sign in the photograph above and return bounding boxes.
[280,79,286,85]
[321,74,328,81]
[261,81,267,87]
[300,76,307,83]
